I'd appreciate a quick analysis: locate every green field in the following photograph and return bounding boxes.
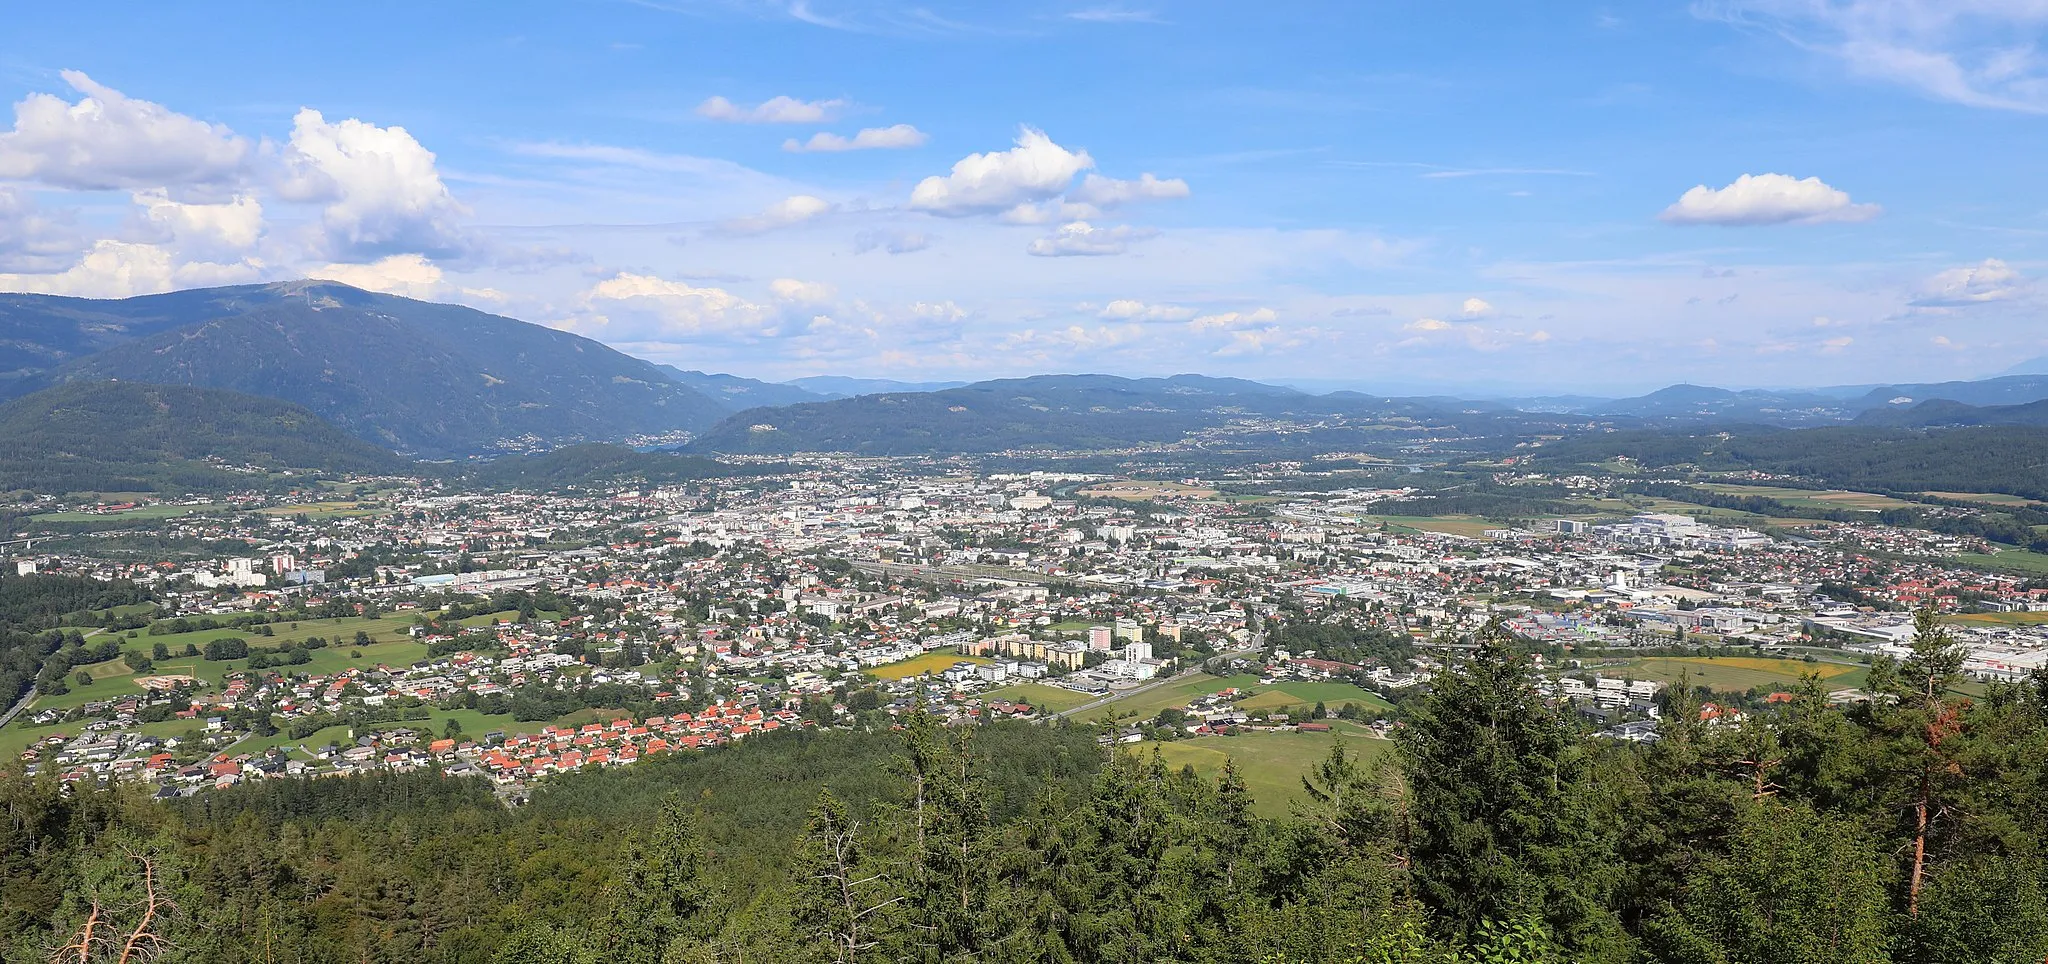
[1368,515,1501,538]
[1922,491,2044,506]
[1949,610,2048,626]
[1957,550,2048,575]
[1129,727,1394,817]
[981,682,1097,714]
[1697,484,1912,512]
[1092,673,1263,720]
[1233,680,1396,715]
[13,616,430,719]
[256,501,389,519]
[31,503,228,523]
[1616,656,1864,693]
[458,609,564,627]
[867,652,992,681]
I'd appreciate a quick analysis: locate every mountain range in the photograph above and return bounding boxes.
[7,281,2048,475]
[1,281,727,457]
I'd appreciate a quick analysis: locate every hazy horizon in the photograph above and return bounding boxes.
[3,2,2046,390]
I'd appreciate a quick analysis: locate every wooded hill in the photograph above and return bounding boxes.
[5,614,2044,963]
[0,381,406,494]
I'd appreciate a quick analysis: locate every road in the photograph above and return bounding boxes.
[1054,643,1264,721]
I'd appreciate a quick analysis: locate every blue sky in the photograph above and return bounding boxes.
[2,0,2045,393]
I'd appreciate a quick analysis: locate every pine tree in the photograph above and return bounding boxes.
[1398,615,1626,959]
[592,794,711,964]
[790,789,898,964]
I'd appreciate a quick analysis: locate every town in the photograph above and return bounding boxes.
[8,458,2045,800]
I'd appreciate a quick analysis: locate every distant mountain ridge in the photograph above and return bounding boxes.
[0,281,729,457]
[656,367,826,410]
[687,373,1538,455]
[0,380,405,493]
[782,375,970,399]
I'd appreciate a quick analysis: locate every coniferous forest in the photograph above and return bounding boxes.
[5,614,2046,963]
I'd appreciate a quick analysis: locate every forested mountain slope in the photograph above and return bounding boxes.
[0,380,405,493]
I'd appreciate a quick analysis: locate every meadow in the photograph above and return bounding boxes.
[980,682,1097,714]
[866,652,992,681]
[1616,655,1864,693]
[1129,725,1394,817]
[1696,483,1912,512]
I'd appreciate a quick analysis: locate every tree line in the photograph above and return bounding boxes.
[4,612,2046,962]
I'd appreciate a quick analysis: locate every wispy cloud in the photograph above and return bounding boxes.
[1699,0,2048,112]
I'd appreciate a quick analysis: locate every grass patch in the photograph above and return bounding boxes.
[1941,609,2048,626]
[1617,656,1863,693]
[866,653,992,681]
[31,503,228,523]
[980,682,1097,714]
[1922,491,2044,506]
[1956,550,2048,575]
[1234,680,1396,715]
[457,609,563,627]
[1368,515,1500,538]
[1128,727,1394,817]
[257,501,388,519]
[1696,484,1911,512]
[1093,673,1263,721]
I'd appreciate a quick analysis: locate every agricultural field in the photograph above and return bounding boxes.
[257,501,389,519]
[1949,610,2048,626]
[1922,491,2044,507]
[1697,484,1913,512]
[13,616,432,719]
[458,609,565,627]
[31,503,228,523]
[1370,515,1500,538]
[1093,673,1263,720]
[1615,655,1864,693]
[1128,726,1394,817]
[866,652,992,681]
[980,682,1096,714]
[1957,550,2048,575]
[1076,480,1219,500]
[1233,680,1396,715]
[129,614,421,655]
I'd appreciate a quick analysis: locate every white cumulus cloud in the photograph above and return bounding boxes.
[0,187,80,273]
[1911,257,2025,307]
[784,124,928,152]
[719,195,834,235]
[580,272,776,338]
[1024,221,1155,257]
[132,188,263,250]
[0,71,249,190]
[1460,297,1495,318]
[0,239,261,298]
[1099,299,1195,322]
[1660,173,1881,226]
[909,127,1094,216]
[278,108,469,259]
[1067,172,1190,207]
[309,253,504,303]
[853,229,930,254]
[696,95,848,124]
[1190,308,1280,331]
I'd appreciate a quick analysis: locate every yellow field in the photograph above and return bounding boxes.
[1949,611,2048,626]
[1077,480,1218,500]
[258,501,387,518]
[1922,491,2044,506]
[1697,484,1911,511]
[1374,515,1500,538]
[1623,656,1864,693]
[866,652,992,680]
